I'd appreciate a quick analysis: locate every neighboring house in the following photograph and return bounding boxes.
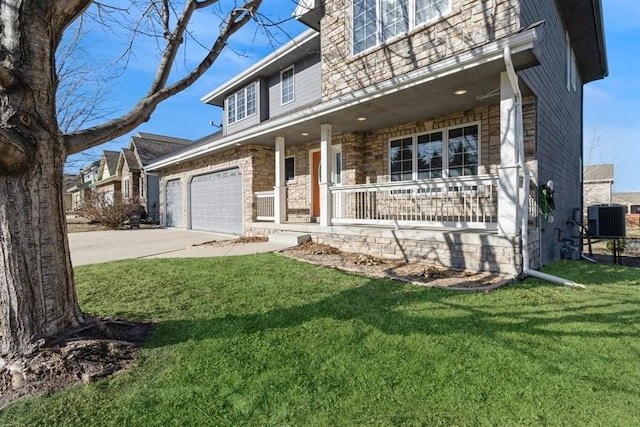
[62,174,81,212]
[583,163,614,210]
[148,0,607,275]
[68,160,100,210]
[126,133,192,220]
[612,193,640,215]
[93,150,122,202]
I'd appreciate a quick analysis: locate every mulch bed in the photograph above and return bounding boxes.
[281,241,515,291]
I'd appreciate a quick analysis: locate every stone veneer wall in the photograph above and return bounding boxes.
[280,98,536,220]
[321,0,520,100]
[157,145,274,232]
[250,223,522,275]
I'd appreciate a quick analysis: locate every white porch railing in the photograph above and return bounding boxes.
[330,175,499,229]
[255,191,275,221]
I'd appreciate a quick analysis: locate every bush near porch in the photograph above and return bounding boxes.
[1,255,639,425]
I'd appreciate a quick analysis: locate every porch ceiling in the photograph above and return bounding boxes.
[256,49,535,147]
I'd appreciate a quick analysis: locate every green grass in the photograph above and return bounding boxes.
[2,254,640,426]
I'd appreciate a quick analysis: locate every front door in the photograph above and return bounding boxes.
[311,146,342,219]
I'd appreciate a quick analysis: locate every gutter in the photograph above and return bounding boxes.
[503,46,584,289]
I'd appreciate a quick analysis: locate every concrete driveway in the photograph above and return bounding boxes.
[68,229,291,266]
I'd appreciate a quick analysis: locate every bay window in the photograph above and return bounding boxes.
[390,123,479,181]
[353,0,452,54]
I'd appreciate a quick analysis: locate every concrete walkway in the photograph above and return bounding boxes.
[68,229,291,266]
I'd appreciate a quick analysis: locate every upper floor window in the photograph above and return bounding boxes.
[565,32,578,92]
[281,66,295,104]
[227,83,257,125]
[353,0,451,54]
[390,123,479,181]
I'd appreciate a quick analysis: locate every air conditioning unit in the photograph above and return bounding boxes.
[588,204,626,238]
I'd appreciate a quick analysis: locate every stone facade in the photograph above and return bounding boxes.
[157,145,274,231]
[250,222,522,275]
[321,0,520,100]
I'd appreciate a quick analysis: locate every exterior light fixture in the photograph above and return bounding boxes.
[357,117,367,121]
[454,89,467,95]
[301,132,309,136]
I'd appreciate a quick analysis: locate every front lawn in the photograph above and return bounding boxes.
[1,254,639,426]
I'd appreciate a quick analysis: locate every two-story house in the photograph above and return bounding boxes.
[148,0,607,276]
[118,133,192,221]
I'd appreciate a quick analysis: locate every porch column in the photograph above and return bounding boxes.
[274,136,286,224]
[498,71,520,237]
[320,123,332,226]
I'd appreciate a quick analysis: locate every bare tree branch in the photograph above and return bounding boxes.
[64,0,262,155]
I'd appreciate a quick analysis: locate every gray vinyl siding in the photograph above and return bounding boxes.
[268,54,321,118]
[520,0,584,266]
[224,79,264,136]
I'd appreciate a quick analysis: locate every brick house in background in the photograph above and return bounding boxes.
[583,163,614,211]
[148,0,607,275]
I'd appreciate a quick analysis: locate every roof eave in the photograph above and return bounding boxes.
[201,29,319,106]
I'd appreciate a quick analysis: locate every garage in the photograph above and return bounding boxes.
[190,168,243,234]
[165,179,182,227]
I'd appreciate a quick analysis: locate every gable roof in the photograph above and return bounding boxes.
[130,132,192,166]
[103,150,120,176]
[583,164,614,182]
[63,174,81,191]
[612,192,640,205]
[116,148,141,175]
[150,131,224,165]
[201,29,320,106]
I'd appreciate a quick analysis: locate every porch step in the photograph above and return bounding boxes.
[268,232,311,246]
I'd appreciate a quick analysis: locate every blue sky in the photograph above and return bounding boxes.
[67,0,638,192]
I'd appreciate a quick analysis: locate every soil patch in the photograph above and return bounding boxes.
[281,241,514,290]
[0,317,154,410]
[193,235,268,247]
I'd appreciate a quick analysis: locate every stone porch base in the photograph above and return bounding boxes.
[249,222,523,275]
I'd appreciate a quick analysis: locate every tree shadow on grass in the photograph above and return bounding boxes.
[146,277,640,349]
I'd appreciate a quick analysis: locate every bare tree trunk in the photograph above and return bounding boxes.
[0,134,84,358]
[0,1,87,358]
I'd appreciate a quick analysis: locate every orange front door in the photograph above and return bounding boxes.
[312,150,321,217]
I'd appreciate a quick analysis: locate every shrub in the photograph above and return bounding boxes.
[606,238,626,254]
[78,190,142,229]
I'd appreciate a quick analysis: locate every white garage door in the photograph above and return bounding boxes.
[190,168,242,234]
[165,179,182,227]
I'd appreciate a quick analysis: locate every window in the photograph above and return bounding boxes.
[124,178,130,198]
[390,137,413,181]
[389,123,479,181]
[353,0,451,54]
[566,32,578,92]
[285,156,295,182]
[281,66,295,104]
[227,83,257,124]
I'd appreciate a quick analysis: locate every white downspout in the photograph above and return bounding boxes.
[503,46,584,289]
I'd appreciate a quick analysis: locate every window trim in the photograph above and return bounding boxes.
[565,31,578,92]
[388,121,481,182]
[284,156,295,183]
[227,82,257,125]
[352,0,453,56]
[281,66,295,105]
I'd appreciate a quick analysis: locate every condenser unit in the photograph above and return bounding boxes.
[588,204,626,239]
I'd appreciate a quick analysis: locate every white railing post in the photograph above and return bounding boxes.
[320,124,332,226]
[274,136,286,224]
